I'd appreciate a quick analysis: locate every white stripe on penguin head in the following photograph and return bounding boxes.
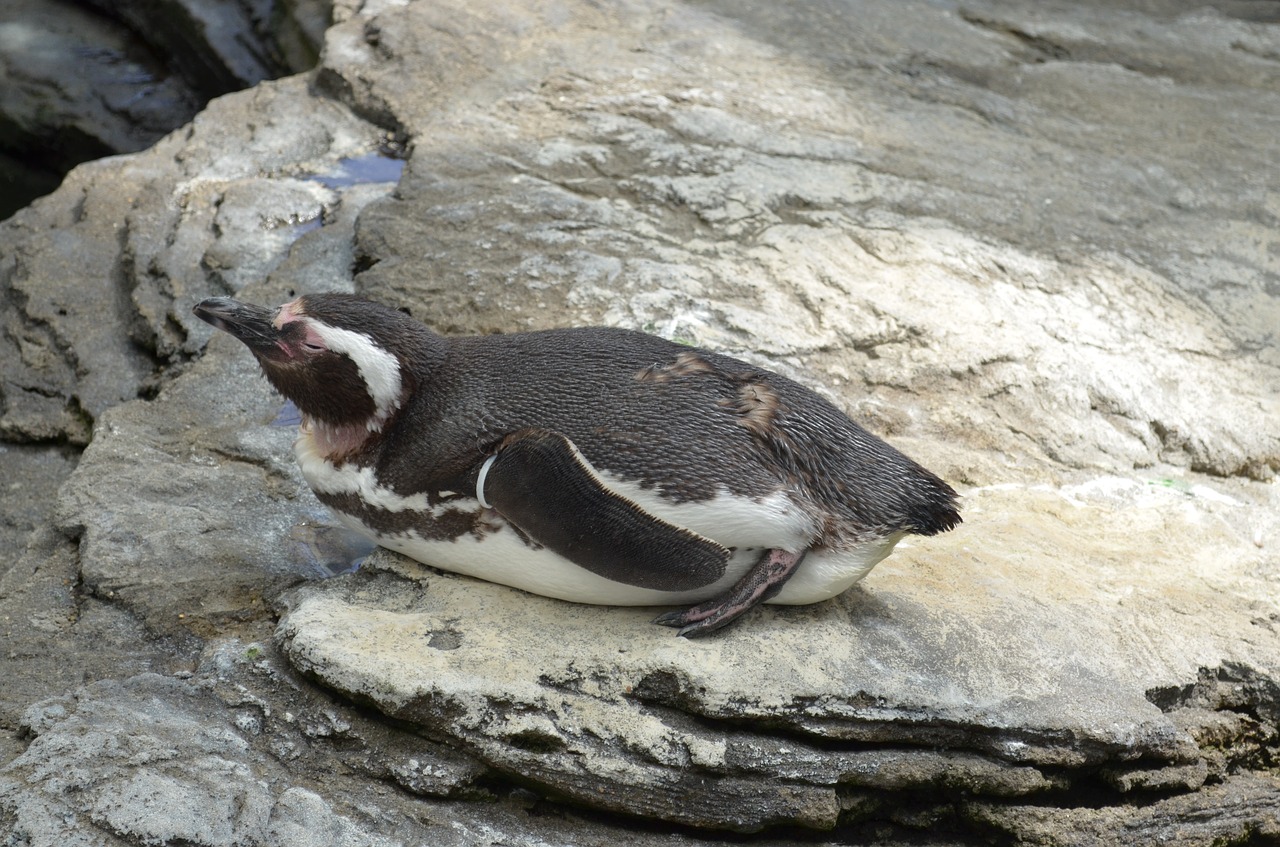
[304,318,403,429]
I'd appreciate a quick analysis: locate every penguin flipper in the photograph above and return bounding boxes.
[479,428,730,591]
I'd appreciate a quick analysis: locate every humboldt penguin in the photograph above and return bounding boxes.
[194,293,960,636]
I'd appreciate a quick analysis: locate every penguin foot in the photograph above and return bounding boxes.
[652,548,806,637]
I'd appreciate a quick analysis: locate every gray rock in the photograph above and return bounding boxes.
[0,445,75,571]
[0,0,332,220]
[0,656,719,847]
[79,0,330,96]
[2,0,1279,845]
[0,62,392,815]
[332,0,1279,481]
[0,671,446,847]
[0,526,163,747]
[0,0,202,218]
[277,499,1280,835]
[0,74,383,447]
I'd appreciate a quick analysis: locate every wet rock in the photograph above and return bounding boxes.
[0,0,332,221]
[0,75,383,448]
[0,63,390,777]
[1,0,1278,845]
[80,0,329,97]
[0,0,202,219]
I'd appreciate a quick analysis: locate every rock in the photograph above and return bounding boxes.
[335,0,1280,481]
[2,639,787,846]
[0,64,392,808]
[0,660,618,847]
[0,0,331,220]
[276,470,1280,835]
[968,773,1280,847]
[0,445,76,569]
[2,0,1279,845]
[80,0,329,96]
[0,0,201,219]
[0,75,384,447]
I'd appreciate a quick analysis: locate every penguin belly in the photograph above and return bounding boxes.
[362,514,898,606]
[295,434,892,606]
[365,517,763,606]
[768,533,903,604]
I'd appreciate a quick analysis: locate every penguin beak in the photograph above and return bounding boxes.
[193,297,279,352]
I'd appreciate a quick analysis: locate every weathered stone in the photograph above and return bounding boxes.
[332,0,1280,482]
[0,445,76,570]
[41,120,397,644]
[276,464,1280,833]
[968,773,1280,847]
[1,0,1278,845]
[0,0,202,219]
[0,0,332,220]
[80,0,327,96]
[1,672,435,847]
[0,62,391,765]
[0,74,383,447]
[0,528,168,735]
[0,657,721,847]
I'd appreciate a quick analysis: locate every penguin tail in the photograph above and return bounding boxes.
[905,482,962,537]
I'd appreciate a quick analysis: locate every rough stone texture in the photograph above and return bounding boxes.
[277,474,1280,835]
[341,0,1280,482]
[0,657,687,847]
[0,0,199,218]
[0,445,76,570]
[0,0,331,220]
[1,0,1279,845]
[79,0,330,96]
[0,75,380,446]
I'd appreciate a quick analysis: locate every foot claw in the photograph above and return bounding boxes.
[650,609,693,628]
[652,608,729,637]
[675,614,737,638]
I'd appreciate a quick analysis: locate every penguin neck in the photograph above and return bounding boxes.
[292,371,414,462]
[299,414,383,463]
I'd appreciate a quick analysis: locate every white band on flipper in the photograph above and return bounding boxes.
[475,454,498,509]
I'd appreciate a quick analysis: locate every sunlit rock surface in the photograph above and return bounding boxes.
[1,1,1277,844]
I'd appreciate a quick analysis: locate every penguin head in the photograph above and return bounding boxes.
[194,293,442,432]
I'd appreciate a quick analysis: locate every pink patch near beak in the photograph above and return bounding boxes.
[273,298,304,329]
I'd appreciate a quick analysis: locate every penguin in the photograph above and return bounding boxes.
[193,293,960,636]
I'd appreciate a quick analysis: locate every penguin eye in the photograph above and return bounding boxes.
[301,341,325,353]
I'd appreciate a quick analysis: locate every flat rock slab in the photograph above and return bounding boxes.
[278,477,1280,835]
[2,0,1280,844]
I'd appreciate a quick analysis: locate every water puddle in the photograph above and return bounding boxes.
[311,152,405,190]
[288,519,376,578]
